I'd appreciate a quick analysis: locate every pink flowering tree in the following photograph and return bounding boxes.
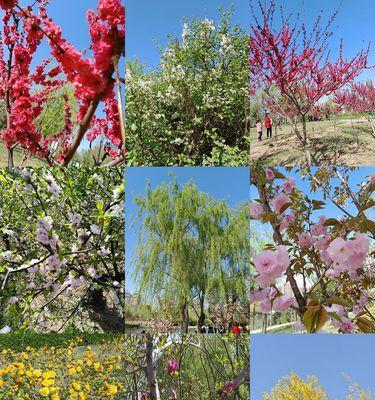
[0,167,124,332]
[250,165,375,333]
[124,333,250,400]
[334,81,375,138]
[0,0,125,167]
[250,0,369,165]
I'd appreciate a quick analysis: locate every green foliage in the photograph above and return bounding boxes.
[35,84,77,139]
[126,9,250,166]
[0,332,123,351]
[132,177,249,328]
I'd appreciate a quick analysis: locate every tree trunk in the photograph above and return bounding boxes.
[197,294,205,333]
[262,313,267,333]
[182,300,189,334]
[301,116,312,166]
[145,334,161,400]
[367,115,375,139]
[7,148,14,168]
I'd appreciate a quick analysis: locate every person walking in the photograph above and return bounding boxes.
[265,113,272,138]
[256,119,262,141]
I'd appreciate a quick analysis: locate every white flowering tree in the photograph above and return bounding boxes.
[0,167,124,333]
[126,9,249,166]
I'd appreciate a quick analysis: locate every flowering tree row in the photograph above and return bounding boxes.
[126,10,249,166]
[250,0,372,165]
[124,333,250,400]
[0,0,125,167]
[250,166,375,333]
[0,167,124,332]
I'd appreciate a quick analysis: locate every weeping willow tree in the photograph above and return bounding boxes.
[133,178,250,333]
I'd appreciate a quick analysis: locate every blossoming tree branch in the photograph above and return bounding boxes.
[0,167,124,332]
[250,166,375,333]
[0,0,125,167]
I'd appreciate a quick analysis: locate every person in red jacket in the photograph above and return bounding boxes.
[232,324,241,335]
[265,113,272,138]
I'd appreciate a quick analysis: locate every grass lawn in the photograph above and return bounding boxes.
[250,118,375,166]
[0,142,46,167]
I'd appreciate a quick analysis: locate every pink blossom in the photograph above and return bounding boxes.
[327,237,350,264]
[311,222,327,237]
[265,168,275,180]
[270,193,290,213]
[297,232,314,247]
[282,178,295,194]
[250,202,265,219]
[279,210,296,232]
[254,246,290,287]
[259,298,272,313]
[167,359,179,375]
[273,295,293,311]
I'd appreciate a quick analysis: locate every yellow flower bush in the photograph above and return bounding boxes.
[0,336,126,399]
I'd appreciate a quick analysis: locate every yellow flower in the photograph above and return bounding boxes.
[52,395,60,400]
[0,379,3,388]
[107,384,118,395]
[42,378,55,387]
[43,370,56,379]
[33,369,42,378]
[68,367,76,376]
[39,387,50,397]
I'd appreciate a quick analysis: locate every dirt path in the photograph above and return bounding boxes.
[250,118,375,166]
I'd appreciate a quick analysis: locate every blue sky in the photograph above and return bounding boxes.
[125,167,249,294]
[251,334,375,399]
[251,0,375,81]
[126,0,249,68]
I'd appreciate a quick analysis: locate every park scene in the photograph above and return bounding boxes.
[125,333,249,400]
[251,335,374,399]
[250,0,375,166]
[250,165,375,333]
[125,167,250,334]
[125,1,249,166]
[0,0,125,167]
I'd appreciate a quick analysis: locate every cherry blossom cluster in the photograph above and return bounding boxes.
[250,167,374,332]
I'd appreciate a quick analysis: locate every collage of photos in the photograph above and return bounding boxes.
[0,0,373,399]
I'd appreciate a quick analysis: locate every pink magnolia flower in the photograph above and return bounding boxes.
[282,177,296,194]
[250,202,265,219]
[140,392,150,400]
[297,232,314,247]
[273,295,293,312]
[270,193,290,213]
[167,359,179,375]
[265,168,275,180]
